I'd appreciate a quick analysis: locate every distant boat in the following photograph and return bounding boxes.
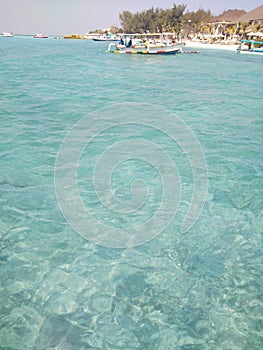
[237,39,263,55]
[2,32,14,37]
[63,34,87,39]
[93,34,120,42]
[33,34,48,38]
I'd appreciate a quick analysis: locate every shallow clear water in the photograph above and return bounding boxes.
[0,37,262,349]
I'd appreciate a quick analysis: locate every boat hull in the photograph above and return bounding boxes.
[33,35,48,39]
[237,49,263,55]
[93,38,119,42]
[110,49,182,54]
[2,32,14,37]
[237,39,263,55]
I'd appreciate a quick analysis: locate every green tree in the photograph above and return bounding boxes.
[183,8,213,34]
[119,11,134,33]
[165,4,187,34]
[119,3,187,34]
[225,25,236,40]
[236,22,249,38]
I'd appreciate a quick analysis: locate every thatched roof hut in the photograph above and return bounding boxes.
[213,9,246,24]
[235,5,263,24]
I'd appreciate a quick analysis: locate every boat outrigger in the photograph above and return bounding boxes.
[237,39,263,55]
[107,33,184,55]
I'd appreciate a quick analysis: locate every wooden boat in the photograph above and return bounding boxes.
[237,39,263,55]
[107,33,183,55]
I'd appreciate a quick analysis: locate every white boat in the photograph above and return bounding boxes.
[93,34,119,42]
[107,33,184,55]
[2,32,14,37]
[33,34,48,39]
[237,39,263,55]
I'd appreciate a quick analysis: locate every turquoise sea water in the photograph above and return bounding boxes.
[0,37,262,349]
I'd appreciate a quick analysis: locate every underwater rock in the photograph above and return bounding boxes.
[34,315,80,349]
[116,272,147,298]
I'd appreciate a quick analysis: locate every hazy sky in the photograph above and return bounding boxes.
[1,1,262,35]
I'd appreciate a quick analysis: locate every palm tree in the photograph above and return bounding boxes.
[225,25,236,40]
[236,22,249,39]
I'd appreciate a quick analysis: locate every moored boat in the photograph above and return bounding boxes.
[93,34,120,42]
[33,34,48,38]
[107,33,184,55]
[2,32,14,37]
[63,34,87,39]
[237,39,263,55]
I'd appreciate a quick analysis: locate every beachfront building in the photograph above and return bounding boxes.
[234,5,263,40]
[212,9,246,30]
[187,10,243,43]
[192,5,263,43]
[236,4,263,26]
[203,9,245,43]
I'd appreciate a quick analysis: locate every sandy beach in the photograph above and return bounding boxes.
[185,40,239,51]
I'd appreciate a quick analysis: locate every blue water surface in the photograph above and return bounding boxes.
[0,37,262,349]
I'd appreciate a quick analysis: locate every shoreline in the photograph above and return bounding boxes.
[184,40,239,51]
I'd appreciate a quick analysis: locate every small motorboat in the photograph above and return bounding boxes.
[2,32,14,37]
[93,34,120,42]
[33,34,48,38]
